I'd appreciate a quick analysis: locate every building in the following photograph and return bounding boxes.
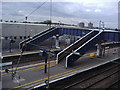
[78,22,85,28]
[88,22,93,28]
[1,22,49,50]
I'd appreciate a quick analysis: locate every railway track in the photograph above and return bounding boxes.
[107,80,120,89]
[68,66,120,89]
[39,59,120,89]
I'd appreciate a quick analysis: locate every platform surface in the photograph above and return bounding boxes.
[2,47,120,89]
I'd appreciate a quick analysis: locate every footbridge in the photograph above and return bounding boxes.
[19,27,120,67]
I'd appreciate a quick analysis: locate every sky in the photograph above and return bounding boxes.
[0,0,120,28]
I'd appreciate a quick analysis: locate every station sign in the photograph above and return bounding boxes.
[0,62,12,66]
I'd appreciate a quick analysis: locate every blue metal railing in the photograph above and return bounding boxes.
[19,27,58,50]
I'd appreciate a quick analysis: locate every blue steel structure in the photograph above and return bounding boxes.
[19,27,120,67]
[56,30,98,64]
[19,27,58,50]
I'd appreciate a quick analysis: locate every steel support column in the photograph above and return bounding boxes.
[55,34,60,48]
[97,43,103,57]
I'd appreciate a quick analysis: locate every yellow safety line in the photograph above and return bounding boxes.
[3,48,117,76]
[11,63,94,89]
[6,48,119,89]
[9,50,119,89]
[2,65,44,76]
[34,62,56,71]
[2,62,56,76]
[3,50,40,56]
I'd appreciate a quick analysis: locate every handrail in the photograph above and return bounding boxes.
[20,27,52,44]
[19,27,56,49]
[26,27,57,44]
[56,30,95,64]
[66,31,103,68]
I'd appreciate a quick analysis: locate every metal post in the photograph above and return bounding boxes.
[59,21,61,27]
[99,20,101,31]
[102,22,104,31]
[55,34,60,48]
[102,45,105,56]
[12,63,13,80]
[9,41,11,53]
[44,56,48,73]
[25,17,27,37]
[45,0,52,88]
[97,43,102,57]
[47,55,50,89]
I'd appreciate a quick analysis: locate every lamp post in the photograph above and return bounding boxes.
[39,50,48,73]
[102,22,105,31]
[99,20,101,31]
[58,21,61,27]
[55,34,60,49]
[44,52,48,73]
[25,17,27,37]
[39,48,55,88]
[39,49,54,73]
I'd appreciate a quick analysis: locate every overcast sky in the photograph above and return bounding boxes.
[1,0,120,28]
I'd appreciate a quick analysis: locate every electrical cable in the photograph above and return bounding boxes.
[13,40,51,74]
[13,45,24,75]
[16,1,76,27]
[17,0,49,22]
[26,0,49,18]
[47,0,52,88]
[13,0,49,73]
[49,0,52,28]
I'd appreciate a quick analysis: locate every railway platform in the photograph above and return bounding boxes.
[2,47,119,89]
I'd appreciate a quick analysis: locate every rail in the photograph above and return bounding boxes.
[66,31,103,67]
[56,30,96,64]
[19,27,56,49]
[63,62,120,89]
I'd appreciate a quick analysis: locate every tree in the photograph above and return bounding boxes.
[42,20,52,24]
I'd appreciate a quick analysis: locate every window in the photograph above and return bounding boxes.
[5,37,8,40]
[20,36,22,39]
[24,36,26,39]
[14,36,17,39]
[28,36,30,38]
[9,36,13,39]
